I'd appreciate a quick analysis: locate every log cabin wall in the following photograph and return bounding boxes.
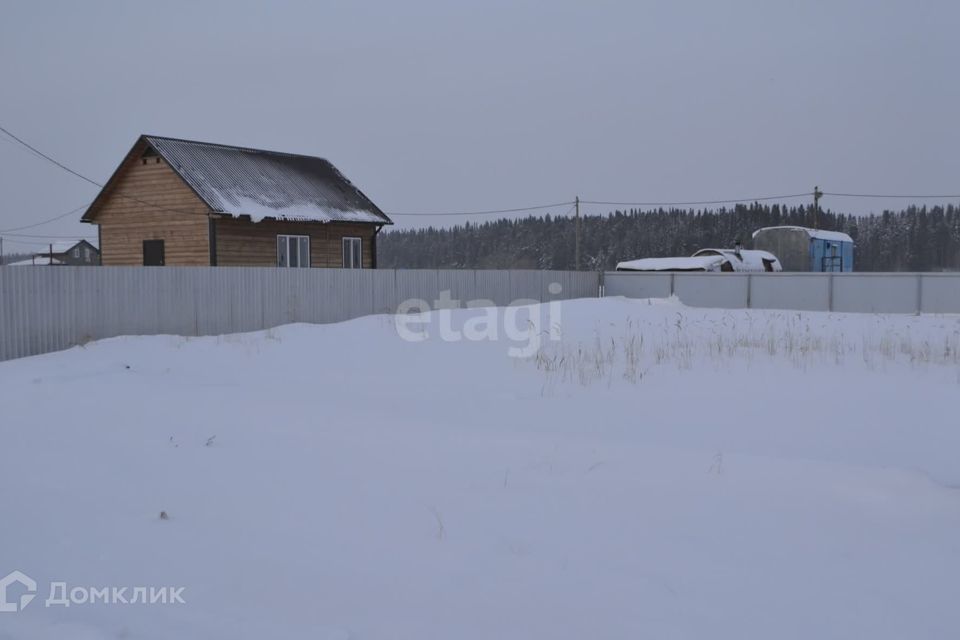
[214,218,375,268]
[94,154,211,266]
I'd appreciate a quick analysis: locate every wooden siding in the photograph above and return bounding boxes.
[215,218,375,268]
[92,155,211,266]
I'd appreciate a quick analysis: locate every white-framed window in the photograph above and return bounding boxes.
[342,237,362,269]
[277,235,310,268]
[72,247,80,259]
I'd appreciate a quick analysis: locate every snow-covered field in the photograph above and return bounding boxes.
[2,297,959,639]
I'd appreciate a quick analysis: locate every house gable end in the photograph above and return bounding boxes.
[87,138,213,266]
[81,136,212,223]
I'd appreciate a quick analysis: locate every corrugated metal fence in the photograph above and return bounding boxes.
[0,267,599,362]
[4,268,959,363]
[603,271,960,314]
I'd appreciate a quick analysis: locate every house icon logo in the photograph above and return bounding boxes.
[0,571,37,613]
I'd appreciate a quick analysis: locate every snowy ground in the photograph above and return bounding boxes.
[1,297,959,639]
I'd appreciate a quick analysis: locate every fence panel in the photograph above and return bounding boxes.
[920,274,960,314]
[749,274,832,311]
[473,270,513,307]
[509,270,543,304]
[437,270,478,307]
[832,274,919,314]
[195,268,234,335]
[372,269,397,314]
[395,269,441,310]
[156,267,201,336]
[548,270,601,301]
[604,272,673,299]
[673,274,750,309]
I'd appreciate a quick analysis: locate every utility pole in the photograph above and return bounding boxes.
[813,185,823,230]
[0,236,4,266]
[574,195,581,271]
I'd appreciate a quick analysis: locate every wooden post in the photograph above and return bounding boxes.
[813,186,823,230]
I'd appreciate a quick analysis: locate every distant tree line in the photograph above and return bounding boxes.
[379,203,960,272]
[0,251,32,266]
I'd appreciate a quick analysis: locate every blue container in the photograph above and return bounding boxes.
[810,236,854,272]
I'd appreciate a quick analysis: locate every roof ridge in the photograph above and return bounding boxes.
[142,134,333,163]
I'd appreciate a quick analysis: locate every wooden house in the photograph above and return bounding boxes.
[29,240,100,266]
[81,135,392,267]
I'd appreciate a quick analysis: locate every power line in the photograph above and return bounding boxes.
[0,203,91,233]
[0,130,50,161]
[0,124,207,217]
[0,237,91,247]
[579,192,814,207]
[0,125,101,188]
[0,125,563,220]
[1,123,579,220]
[386,201,575,216]
[823,191,960,199]
[1,231,98,239]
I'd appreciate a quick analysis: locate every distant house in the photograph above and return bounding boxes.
[80,135,393,268]
[752,226,853,272]
[13,240,99,266]
[616,247,782,272]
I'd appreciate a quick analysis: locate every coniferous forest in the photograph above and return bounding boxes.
[379,203,960,272]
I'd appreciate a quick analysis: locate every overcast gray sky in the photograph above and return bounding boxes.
[1,0,958,253]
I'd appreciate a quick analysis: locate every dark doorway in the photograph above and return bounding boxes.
[143,240,165,266]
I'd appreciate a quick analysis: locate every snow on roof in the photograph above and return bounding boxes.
[142,136,392,225]
[616,255,726,272]
[7,256,65,266]
[692,249,783,272]
[752,226,853,244]
[617,249,783,273]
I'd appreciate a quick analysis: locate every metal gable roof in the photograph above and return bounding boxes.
[143,136,392,225]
